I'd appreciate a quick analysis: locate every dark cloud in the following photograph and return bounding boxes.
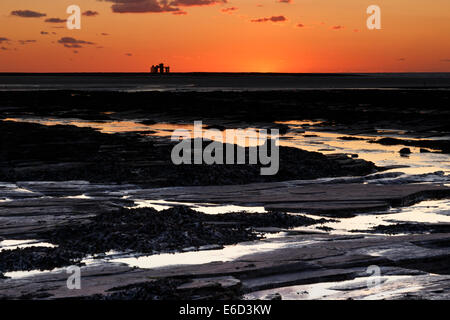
[102,0,179,13]
[170,0,227,6]
[0,37,10,43]
[331,25,344,30]
[1,47,8,51]
[441,59,450,62]
[11,10,46,18]
[41,31,57,35]
[251,15,287,23]
[45,18,67,23]
[58,37,95,48]
[296,23,304,28]
[83,10,99,16]
[221,7,237,13]
[278,0,292,3]
[125,53,133,56]
[65,44,82,48]
[18,40,37,45]
[102,0,226,14]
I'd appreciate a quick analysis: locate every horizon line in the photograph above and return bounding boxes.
[1,71,450,75]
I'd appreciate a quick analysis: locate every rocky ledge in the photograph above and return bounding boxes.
[0,206,329,274]
[0,121,377,186]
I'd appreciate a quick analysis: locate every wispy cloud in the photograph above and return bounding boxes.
[102,0,226,14]
[83,10,99,17]
[221,7,238,13]
[11,10,46,18]
[251,15,287,23]
[58,37,95,48]
[45,18,66,23]
[18,40,37,45]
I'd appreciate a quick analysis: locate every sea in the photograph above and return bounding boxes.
[0,72,449,92]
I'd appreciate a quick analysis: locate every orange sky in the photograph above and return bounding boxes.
[0,0,449,72]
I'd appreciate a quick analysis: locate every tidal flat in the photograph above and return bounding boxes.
[0,86,449,300]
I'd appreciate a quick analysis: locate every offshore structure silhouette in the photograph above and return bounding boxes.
[150,63,170,74]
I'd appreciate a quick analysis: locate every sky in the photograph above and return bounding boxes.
[0,0,449,73]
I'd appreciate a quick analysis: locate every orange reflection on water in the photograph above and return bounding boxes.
[4,118,155,134]
[3,117,450,175]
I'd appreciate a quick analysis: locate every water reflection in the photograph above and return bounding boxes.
[131,199,267,214]
[0,239,56,252]
[294,199,450,235]
[110,239,315,270]
[244,275,417,300]
[4,117,449,176]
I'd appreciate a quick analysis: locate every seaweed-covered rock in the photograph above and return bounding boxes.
[43,206,327,255]
[0,247,84,273]
[0,121,377,186]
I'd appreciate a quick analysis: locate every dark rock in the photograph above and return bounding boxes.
[83,279,188,300]
[316,226,334,232]
[352,223,450,235]
[82,277,243,300]
[400,148,412,155]
[371,137,450,154]
[204,124,226,131]
[303,134,319,138]
[0,247,84,273]
[265,293,282,300]
[17,292,54,300]
[139,119,156,125]
[40,206,327,259]
[273,124,289,135]
[338,136,365,141]
[375,138,404,146]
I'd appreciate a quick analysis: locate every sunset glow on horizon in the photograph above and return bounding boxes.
[1,0,450,73]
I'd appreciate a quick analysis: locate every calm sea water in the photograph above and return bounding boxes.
[0,73,449,92]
